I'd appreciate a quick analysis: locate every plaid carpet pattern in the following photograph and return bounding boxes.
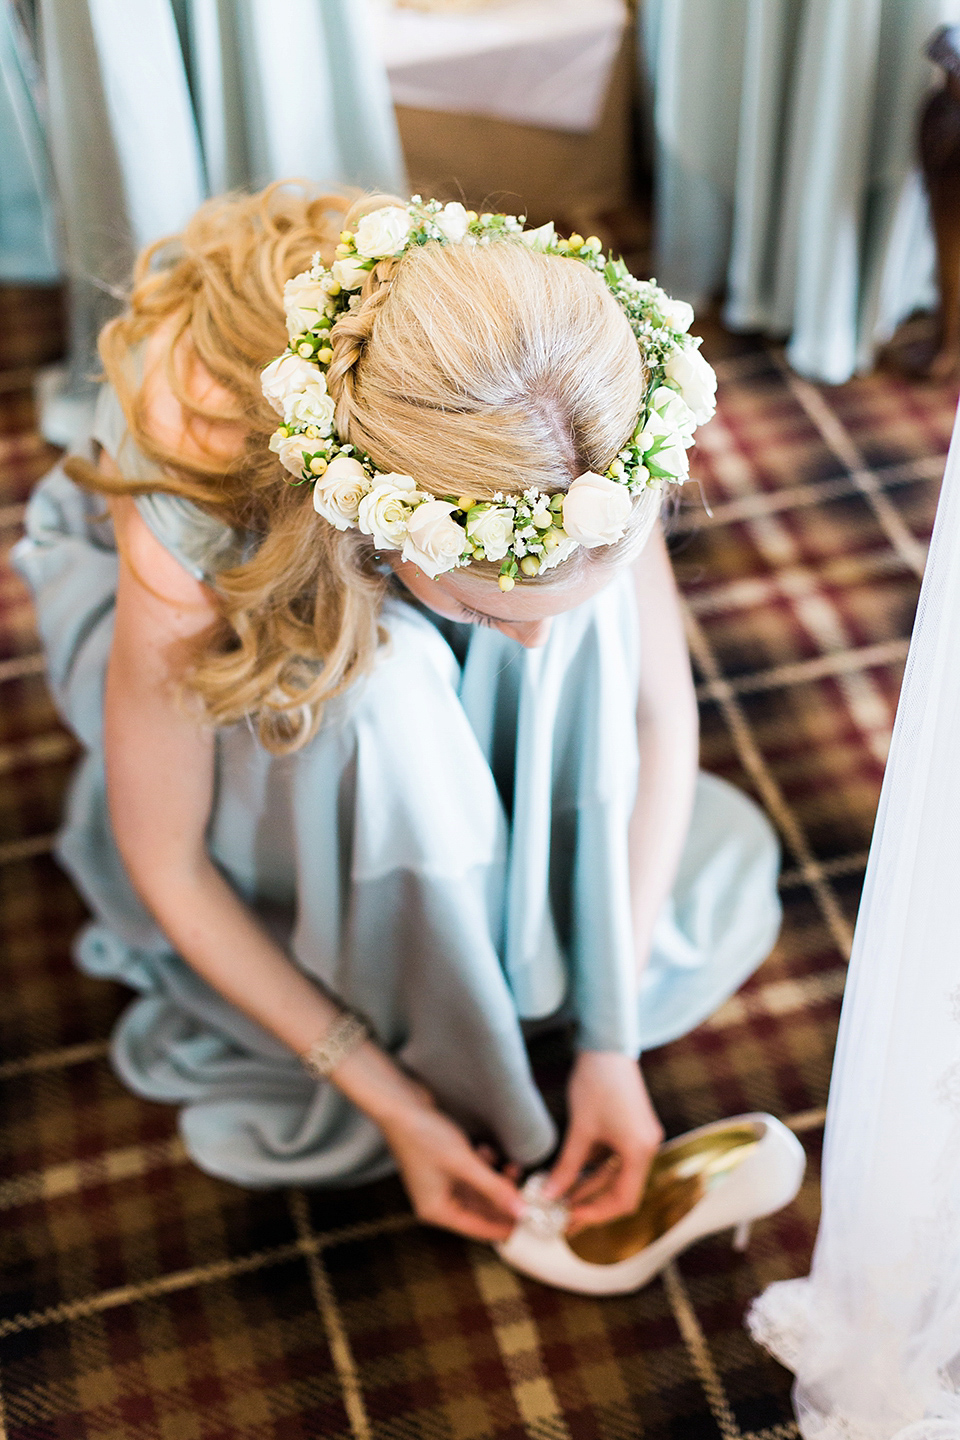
[0,307,954,1440]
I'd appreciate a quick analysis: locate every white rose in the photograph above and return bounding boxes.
[312,455,370,530]
[402,499,467,578]
[659,297,695,334]
[261,353,320,416]
[561,472,633,548]
[358,473,420,550]
[331,255,371,291]
[284,378,336,434]
[465,504,514,561]
[537,534,579,573]
[434,202,470,244]
[284,272,331,339]
[269,431,317,479]
[641,430,690,482]
[650,384,697,444]
[521,221,556,252]
[664,344,717,424]
[354,206,413,259]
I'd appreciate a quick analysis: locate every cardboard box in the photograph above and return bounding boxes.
[393,23,635,228]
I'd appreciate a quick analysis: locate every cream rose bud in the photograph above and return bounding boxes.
[561,473,633,548]
[284,379,336,434]
[434,202,470,244]
[660,297,695,334]
[402,500,467,578]
[260,353,320,416]
[331,255,371,291]
[283,272,330,339]
[354,206,413,259]
[664,344,717,424]
[537,534,579,572]
[647,436,690,482]
[358,473,419,550]
[521,221,556,252]
[650,384,697,445]
[465,504,514,561]
[269,431,315,478]
[312,455,369,530]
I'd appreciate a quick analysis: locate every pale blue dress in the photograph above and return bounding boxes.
[13,382,783,1188]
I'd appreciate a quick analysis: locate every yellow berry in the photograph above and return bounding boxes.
[519,555,540,577]
[585,235,602,250]
[310,456,328,475]
[498,574,515,592]
[466,210,478,222]
[457,495,476,511]
[298,341,313,358]
[339,230,353,243]
[335,243,351,258]
[316,347,333,364]
[543,529,562,551]
[568,233,584,250]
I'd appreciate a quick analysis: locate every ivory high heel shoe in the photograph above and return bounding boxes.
[496,1112,805,1296]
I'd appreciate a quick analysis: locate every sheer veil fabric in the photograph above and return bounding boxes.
[747,400,960,1436]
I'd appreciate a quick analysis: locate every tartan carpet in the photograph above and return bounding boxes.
[0,306,954,1440]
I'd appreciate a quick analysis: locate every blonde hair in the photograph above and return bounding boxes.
[68,184,655,753]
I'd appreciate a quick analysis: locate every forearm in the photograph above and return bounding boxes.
[628,527,700,974]
[628,702,699,969]
[128,851,431,1126]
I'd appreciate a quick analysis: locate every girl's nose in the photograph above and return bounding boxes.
[496,617,553,648]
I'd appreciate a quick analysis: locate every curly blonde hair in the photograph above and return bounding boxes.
[68,184,653,753]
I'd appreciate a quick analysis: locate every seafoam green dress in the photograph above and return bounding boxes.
[13,381,783,1188]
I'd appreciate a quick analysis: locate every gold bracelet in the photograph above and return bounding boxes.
[301,1011,370,1080]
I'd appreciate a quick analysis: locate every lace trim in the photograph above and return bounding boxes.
[746,1281,960,1440]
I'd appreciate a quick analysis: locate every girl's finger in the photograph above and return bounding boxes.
[542,1126,594,1201]
[455,1149,526,1221]
[567,1154,648,1234]
[568,1153,620,1205]
[436,1201,515,1243]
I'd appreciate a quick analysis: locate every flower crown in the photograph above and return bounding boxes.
[261,198,717,590]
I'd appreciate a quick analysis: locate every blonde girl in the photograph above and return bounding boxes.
[15,185,781,1242]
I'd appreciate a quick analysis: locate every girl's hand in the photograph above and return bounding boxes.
[380,1096,527,1243]
[541,1051,664,1235]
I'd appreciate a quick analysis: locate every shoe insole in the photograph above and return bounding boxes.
[568,1121,762,1265]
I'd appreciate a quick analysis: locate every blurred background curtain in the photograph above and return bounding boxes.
[641,0,960,383]
[7,0,405,440]
[0,2,57,283]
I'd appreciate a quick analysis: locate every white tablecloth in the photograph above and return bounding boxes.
[371,0,629,134]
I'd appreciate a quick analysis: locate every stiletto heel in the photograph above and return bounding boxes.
[496,1113,805,1296]
[732,1220,752,1251]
